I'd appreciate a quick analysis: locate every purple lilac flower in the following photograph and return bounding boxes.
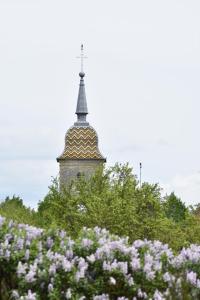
[186,271,197,286]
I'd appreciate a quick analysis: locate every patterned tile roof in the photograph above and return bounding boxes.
[57,126,106,161]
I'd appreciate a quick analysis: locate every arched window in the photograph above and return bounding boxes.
[77,172,82,179]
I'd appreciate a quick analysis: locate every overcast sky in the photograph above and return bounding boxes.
[0,0,200,208]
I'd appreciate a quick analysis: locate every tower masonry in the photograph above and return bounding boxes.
[57,55,106,187]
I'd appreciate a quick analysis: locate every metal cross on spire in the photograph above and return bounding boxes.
[77,44,87,73]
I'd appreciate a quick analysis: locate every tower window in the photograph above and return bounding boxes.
[77,172,82,179]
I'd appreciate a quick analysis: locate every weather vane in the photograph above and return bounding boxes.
[77,44,87,73]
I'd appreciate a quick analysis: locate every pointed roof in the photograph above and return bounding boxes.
[74,72,89,126]
[76,72,88,115]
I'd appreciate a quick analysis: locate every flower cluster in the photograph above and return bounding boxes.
[1,215,200,299]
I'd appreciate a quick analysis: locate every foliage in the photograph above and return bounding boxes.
[37,164,200,251]
[163,192,188,223]
[1,216,200,299]
[0,196,38,226]
[38,164,163,239]
[2,164,200,252]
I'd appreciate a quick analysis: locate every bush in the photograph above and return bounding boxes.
[1,215,200,299]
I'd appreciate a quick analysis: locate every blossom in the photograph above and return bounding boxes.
[163,272,172,283]
[87,254,96,263]
[93,294,109,300]
[130,258,140,270]
[81,238,93,248]
[109,277,116,285]
[2,215,200,299]
[24,290,37,300]
[186,271,197,286]
[12,290,19,299]
[49,263,56,275]
[25,249,30,261]
[17,262,27,276]
[62,258,72,272]
[48,283,54,292]
[153,290,165,300]
[66,288,72,299]
[0,216,5,227]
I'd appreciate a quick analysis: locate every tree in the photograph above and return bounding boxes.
[38,164,168,242]
[163,192,187,223]
[0,195,37,225]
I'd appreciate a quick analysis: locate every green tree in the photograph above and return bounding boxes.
[38,164,171,243]
[0,195,37,225]
[163,192,187,222]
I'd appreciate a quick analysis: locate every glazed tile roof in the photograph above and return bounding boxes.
[57,126,106,161]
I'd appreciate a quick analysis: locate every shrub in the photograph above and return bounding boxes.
[1,216,200,299]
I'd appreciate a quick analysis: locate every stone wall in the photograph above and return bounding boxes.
[59,159,104,187]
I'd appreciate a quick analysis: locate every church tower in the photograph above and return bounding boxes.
[57,46,106,187]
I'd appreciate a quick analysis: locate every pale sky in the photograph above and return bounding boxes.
[0,0,200,208]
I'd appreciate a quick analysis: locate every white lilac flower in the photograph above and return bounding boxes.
[24,290,37,300]
[78,257,88,271]
[144,253,154,265]
[2,238,9,249]
[109,277,116,285]
[25,270,36,283]
[197,279,200,288]
[25,249,30,261]
[154,261,162,271]
[5,233,13,242]
[67,238,75,248]
[16,238,24,250]
[137,289,146,298]
[163,272,171,283]
[87,254,96,263]
[8,220,14,228]
[48,283,54,292]
[37,241,43,252]
[60,240,65,248]
[130,258,140,271]
[62,258,72,272]
[25,239,31,247]
[133,240,145,248]
[60,230,66,239]
[66,288,72,299]
[153,290,165,300]
[49,263,56,275]
[46,250,54,261]
[46,237,54,249]
[127,276,134,286]
[12,290,19,299]
[75,270,85,282]
[5,249,10,259]
[17,262,27,276]
[81,238,93,248]
[103,260,127,275]
[146,271,155,280]
[66,249,74,259]
[186,271,197,286]
[118,261,128,275]
[0,216,5,227]
[93,294,109,300]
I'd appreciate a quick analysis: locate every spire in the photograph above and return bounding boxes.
[75,45,89,126]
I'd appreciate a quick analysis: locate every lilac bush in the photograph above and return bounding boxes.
[1,215,200,299]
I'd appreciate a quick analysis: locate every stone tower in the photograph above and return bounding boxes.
[57,52,106,187]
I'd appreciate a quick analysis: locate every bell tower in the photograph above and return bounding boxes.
[57,46,106,187]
